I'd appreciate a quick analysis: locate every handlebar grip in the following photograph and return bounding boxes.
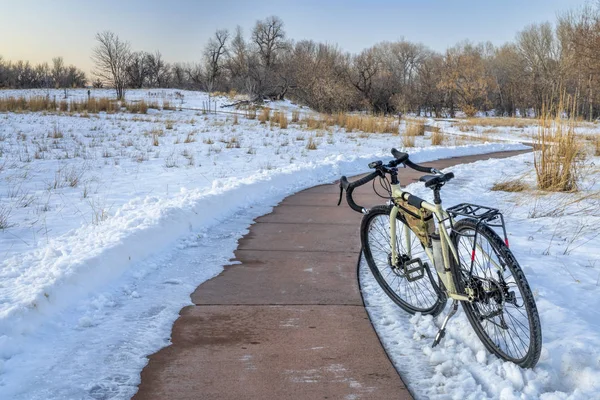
[404,159,435,174]
[352,171,380,188]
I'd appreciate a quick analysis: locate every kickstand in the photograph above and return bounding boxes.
[432,300,459,348]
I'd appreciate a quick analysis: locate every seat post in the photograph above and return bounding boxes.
[433,187,442,204]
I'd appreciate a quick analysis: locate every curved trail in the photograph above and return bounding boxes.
[133,149,530,400]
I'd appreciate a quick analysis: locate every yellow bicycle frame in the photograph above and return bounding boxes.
[388,183,473,302]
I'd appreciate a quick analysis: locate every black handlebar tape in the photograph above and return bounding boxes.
[404,159,435,174]
[344,171,380,213]
[345,188,362,213]
[351,171,380,188]
[407,194,425,209]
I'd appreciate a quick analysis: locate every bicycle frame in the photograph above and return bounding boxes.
[388,183,473,302]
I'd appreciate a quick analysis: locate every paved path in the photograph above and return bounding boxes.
[133,150,530,400]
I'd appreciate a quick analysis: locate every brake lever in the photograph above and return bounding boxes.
[337,182,344,206]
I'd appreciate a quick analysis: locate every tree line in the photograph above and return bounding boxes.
[3,4,600,118]
[0,56,86,95]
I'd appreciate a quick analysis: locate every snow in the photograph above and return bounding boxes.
[0,89,530,399]
[361,152,600,399]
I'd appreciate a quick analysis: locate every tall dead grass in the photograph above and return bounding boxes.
[0,96,57,112]
[258,108,271,124]
[456,117,534,129]
[306,113,398,134]
[0,95,126,114]
[534,99,583,192]
[431,129,445,146]
[405,118,425,136]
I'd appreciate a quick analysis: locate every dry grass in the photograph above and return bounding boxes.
[258,108,271,124]
[184,132,196,143]
[334,114,398,134]
[401,118,422,147]
[0,96,56,112]
[491,180,528,192]
[245,107,257,120]
[50,125,63,139]
[456,117,534,129]
[291,110,300,123]
[305,115,324,130]
[278,112,288,129]
[402,134,415,147]
[125,100,148,114]
[226,137,241,149]
[431,129,445,146]
[405,118,425,136]
[534,99,583,192]
[306,136,318,150]
[162,100,174,110]
[270,111,281,128]
[589,135,600,156]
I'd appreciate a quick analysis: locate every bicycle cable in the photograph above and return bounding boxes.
[373,174,392,199]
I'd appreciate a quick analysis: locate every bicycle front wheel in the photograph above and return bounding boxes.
[361,205,446,316]
[451,218,542,368]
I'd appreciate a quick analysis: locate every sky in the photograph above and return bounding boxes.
[0,0,587,75]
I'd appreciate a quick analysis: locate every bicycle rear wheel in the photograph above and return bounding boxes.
[451,218,542,368]
[361,205,446,316]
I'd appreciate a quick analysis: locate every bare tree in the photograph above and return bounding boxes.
[126,51,149,88]
[91,31,131,99]
[252,16,286,68]
[204,29,229,90]
[347,48,380,110]
[226,26,249,90]
[146,51,171,87]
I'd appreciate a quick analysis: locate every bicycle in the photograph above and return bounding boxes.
[337,148,542,368]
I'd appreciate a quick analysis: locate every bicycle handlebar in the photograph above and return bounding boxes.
[338,149,444,214]
[391,148,437,173]
[338,171,380,213]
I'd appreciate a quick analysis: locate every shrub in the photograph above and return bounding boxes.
[463,104,478,118]
[534,99,583,192]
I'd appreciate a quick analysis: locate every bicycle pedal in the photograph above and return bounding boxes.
[403,258,425,282]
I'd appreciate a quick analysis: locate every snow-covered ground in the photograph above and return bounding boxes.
[0,89,529,399]
[361,152,600,399]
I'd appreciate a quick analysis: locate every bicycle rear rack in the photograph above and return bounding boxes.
[446,203,509,244]
[445,203,510,275]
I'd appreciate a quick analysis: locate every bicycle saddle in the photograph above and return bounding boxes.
[419,172,455,188]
